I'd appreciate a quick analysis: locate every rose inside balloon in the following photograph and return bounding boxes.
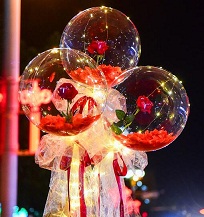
[39,82,100,136]
[57,82,78,122]
[110,95,153,135]
[87,40,109,55]
[87,40,109,64]
[110,95,176,151]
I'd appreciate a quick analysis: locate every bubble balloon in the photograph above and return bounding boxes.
[107,66,190,152]
[19,48,107,136]
[60,6,141,87]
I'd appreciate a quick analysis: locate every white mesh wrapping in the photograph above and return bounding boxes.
[35,133,147,217]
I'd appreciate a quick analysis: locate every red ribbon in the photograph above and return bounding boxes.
[60,155,72,212]
[60,148,127,217]
[113,153,127,217]
[79,150,93,217]
[70,96,97,115]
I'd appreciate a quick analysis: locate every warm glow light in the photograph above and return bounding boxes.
[200,209,204,215]
[125,170,134,179]
[51,48,59,54]
[132,175,140,181]
[135,169,144,177]
[106,152,114,159]
[69,145,81,212]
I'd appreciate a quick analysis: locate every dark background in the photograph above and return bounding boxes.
[1,0,204,216]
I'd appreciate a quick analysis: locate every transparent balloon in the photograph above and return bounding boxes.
[19,48,108,136]
[106,66,190,152]
[60,6,141,87]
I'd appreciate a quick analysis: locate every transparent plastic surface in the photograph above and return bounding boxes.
[108,66,190,151]
[19,48,107,136]
[60,6,141,87]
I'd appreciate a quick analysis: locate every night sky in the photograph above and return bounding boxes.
[1,0,204,215]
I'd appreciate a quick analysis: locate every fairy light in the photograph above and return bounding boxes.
[173,76,178,82]
[42,111,48,116]
[168,90,173,95]
[156,112,161,117]
[169,113,174,119]
[161,82,165,87]
[69,145,81,213]
[28,68,34,73]
[51,48,59,54]
[130,59,134,65]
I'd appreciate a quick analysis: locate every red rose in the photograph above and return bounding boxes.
[136,95,153,114]
[57,83,78,101]
[87,40,108,55]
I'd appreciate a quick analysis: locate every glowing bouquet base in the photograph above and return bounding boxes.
[35,118,148,217]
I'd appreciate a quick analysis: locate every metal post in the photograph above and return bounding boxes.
[0,0,21,216]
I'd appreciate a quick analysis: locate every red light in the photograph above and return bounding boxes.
[142,212,148,217]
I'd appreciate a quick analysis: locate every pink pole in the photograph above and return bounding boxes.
[0,0,21,216]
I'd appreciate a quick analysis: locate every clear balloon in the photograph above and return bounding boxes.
[60,6,141,87]
[19,48,108,136]
[107,66,190,152]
